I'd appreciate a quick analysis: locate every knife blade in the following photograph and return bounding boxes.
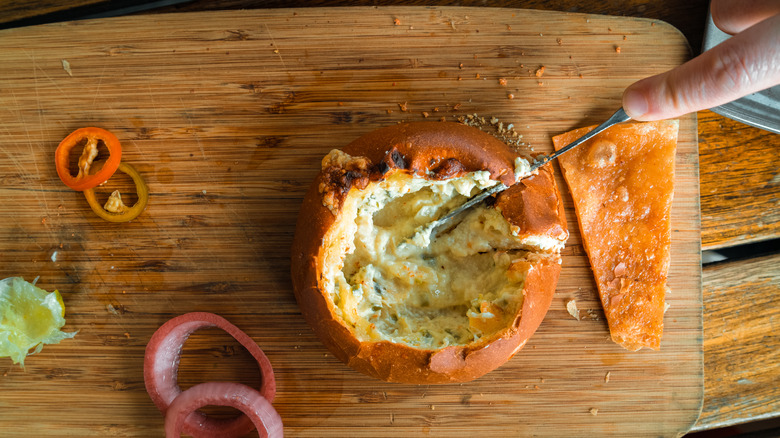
[406,107,631,244]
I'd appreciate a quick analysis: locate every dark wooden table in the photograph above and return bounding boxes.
[2,1,778,435]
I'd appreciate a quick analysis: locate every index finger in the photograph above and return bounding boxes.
[622,13,780,121]
[711,0,780,34]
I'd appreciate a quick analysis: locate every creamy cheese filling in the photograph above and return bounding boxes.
[322,167,551,350]
[514,156,534,180]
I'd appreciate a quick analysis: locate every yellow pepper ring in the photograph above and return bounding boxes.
[83,162,149,222]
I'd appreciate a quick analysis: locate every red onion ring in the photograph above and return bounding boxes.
[165,382,283,438]
[144,312,276,437]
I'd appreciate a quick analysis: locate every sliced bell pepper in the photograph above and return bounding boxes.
[83,162,149,222]
[55,127,122,191]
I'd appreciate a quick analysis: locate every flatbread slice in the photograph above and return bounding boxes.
[552,120,679,351]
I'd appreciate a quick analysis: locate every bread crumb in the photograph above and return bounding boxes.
[398,102,408,112]
[605,371,611,383]
[623,35,627,40]
[124,332,130,339]
[566,300,580,320]
[556,38,563,45]
[507,93,514,99]
[455,113,526,149]
[615,46,622,53]
[61,59,73,76]
[498,78,507,86]
[393,18,401,26]
[535,66,545,77]
[430,405,435,410]
[590,408,599,416]
[422,111,429,118]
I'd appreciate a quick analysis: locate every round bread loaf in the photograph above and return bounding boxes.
[291,121,568,384]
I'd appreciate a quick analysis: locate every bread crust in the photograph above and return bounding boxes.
[496,165,568,243]
[552,121,678,351]
[291,121,567,383]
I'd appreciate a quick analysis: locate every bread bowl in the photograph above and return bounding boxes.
[291,121,568,383]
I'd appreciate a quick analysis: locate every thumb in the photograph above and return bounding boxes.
[623,13,780,121]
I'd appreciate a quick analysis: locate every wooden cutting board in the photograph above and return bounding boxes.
[0,7,702,437]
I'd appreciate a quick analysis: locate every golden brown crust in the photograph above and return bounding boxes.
[552,120,678,351]
[291,121,567,383]
[315,122,521,215]
[342,121,519,186]
[495,165,568,243]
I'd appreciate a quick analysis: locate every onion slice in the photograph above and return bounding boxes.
[144,312,276,437]
[165,382,283,438]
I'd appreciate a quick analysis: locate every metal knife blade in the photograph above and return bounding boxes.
[409,107,631,242]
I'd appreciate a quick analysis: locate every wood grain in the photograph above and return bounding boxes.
[0,0,110,24]
[693,253,780,431]
[6,0,775,252]
[2,0,778,434]
[0,7,702,437]
[0,0,712,53]
[698,110,780,250]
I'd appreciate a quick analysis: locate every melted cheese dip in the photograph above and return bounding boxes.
[322,168,549,350]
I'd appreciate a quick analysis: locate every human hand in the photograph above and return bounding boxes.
[622,0,780,121]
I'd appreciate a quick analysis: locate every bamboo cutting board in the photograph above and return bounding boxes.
[0,7,702,437]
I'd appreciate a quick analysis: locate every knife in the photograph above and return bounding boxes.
[413,107,632,241]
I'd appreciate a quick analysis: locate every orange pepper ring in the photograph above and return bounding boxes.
[83,162,149,223]
[55,127,122,191]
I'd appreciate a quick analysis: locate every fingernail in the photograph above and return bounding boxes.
[623,88,648,119]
